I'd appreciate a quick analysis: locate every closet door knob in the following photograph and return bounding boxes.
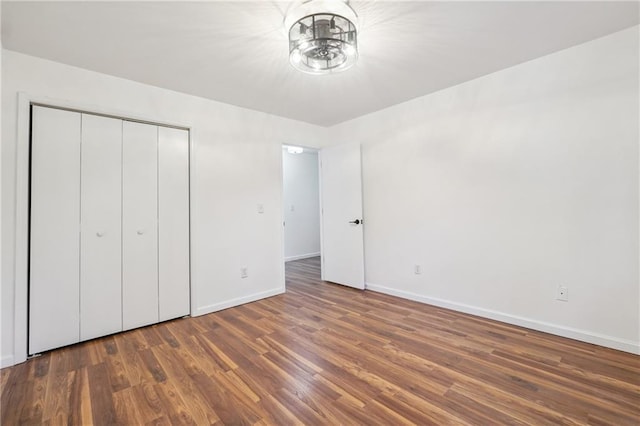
[96,231,104,237]
[137,230,144,235]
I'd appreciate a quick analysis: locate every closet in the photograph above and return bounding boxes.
[29,105,190,354]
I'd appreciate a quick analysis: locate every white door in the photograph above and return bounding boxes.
[319,143,365,289]
[80,114,123,340]
[29,106,82,354]
[122,121,159,330]
[158,127,190,321]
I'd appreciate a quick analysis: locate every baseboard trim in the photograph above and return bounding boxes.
[193,287,285,317]
[365,283,640,355]
[285,252,320,262]
[1,354,15,369]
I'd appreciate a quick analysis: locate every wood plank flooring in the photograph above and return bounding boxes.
[2,256,639,425]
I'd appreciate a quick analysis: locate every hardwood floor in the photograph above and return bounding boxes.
[2,256,639,425]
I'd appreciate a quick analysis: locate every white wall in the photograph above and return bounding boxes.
[333,26,640,353]
[0,6,4,366]
[283,150,320,261]
[2,25,638,365]
[1,50,326,366]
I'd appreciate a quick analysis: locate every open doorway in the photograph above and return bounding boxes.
[282,145,321,286]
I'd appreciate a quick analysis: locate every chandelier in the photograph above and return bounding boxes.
[285,1,358,75]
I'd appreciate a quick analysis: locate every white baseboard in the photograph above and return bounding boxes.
[365,283,640,355]
[1,354,15,369]
[285,252,320,262]
[193,287,285,317]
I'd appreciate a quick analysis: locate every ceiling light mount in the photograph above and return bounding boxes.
[285,1,358,75]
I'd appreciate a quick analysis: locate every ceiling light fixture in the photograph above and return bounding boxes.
[285,0,358,75]
[285,145,304,154]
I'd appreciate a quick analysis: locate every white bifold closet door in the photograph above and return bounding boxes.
[122,121,159,330]
[30,106,190,354]
[158,127,190,321]
[29,106,82,354]
[80,114,123,340]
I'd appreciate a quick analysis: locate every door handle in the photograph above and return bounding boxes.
[349,219,362,225]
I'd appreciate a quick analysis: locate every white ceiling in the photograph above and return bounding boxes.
[2,1,638,127]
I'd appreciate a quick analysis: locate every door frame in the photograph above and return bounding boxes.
[280,144,321,267]
[11,92,196,365]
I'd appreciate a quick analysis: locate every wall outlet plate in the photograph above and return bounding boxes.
[241,266,248,278]
[557,285,568,301]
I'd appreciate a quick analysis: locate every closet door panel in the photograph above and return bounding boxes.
[158,127,190,321]
[29,106,81,354]
[80,114,123,340]
[122,121,159,330]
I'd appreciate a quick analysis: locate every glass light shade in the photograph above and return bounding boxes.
[287,8,358,75]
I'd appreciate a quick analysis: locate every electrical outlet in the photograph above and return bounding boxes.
[557,285,568,302]
[257,204,264,214]
[241,266,248,278]
[414,264,422,275]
